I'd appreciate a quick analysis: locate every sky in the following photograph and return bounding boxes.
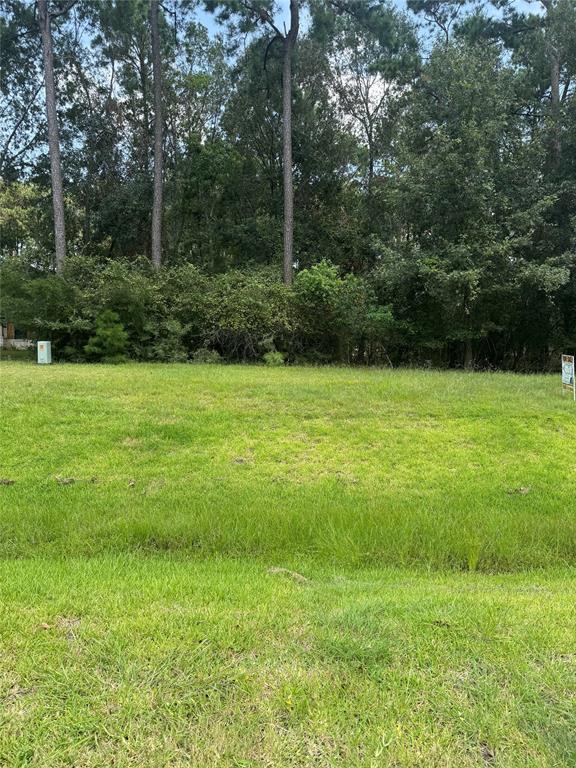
[195,1,301,37]
[195,0,541,41]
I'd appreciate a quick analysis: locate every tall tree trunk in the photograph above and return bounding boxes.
[366,125,375,237]
[38,0,66,273]
[149,0,163,269]
[281,0,299,286]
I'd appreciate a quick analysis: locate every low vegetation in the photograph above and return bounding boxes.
[1,256,574,370]
[0,557,574,767]
[1,362,575,569]
[2,362,575,765]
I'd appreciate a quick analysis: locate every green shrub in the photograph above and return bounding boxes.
[84,310,128,363]
[150,319,188,362]
[191,347,222,364]
[0,258,394,367]
[294,260,393,364]
[202,269,293,361]
[136,318,188,362]
[0,346,35,362]
[263,351,285,366]
[77,258,163,348]
[0,255,84,354]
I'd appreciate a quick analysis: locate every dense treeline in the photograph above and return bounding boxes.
[1,0,575,368]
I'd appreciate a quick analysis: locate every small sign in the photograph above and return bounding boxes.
[37,341,52,365]
[562,354,575,399]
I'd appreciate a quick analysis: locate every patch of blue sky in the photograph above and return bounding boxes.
[196,0,542,43]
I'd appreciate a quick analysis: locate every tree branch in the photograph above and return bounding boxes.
[238,0,285,38]
[263,33,283,70]
[0,84,43,171]
[50,0,79,19]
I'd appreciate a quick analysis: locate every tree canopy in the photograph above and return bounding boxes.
[1,0,575,369]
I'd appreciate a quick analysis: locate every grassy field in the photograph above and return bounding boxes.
[1,362,575,766]
[0,558,575,767]
[1,362,576,568]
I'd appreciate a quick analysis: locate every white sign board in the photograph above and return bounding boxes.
[561,354,575,399]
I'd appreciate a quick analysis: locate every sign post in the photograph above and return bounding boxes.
[561,354,575,400]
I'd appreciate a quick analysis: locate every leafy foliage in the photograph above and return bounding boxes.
[84,310,128,363]
[262,350,285,365]
[1,0,576,369]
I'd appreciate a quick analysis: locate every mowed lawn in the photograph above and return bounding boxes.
[0,559,574,768]
[1,362,576,568]
[1,363,575,767]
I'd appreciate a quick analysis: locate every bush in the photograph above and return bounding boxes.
[1,256,397,367]
[0,346,35,362]
[137,319,188,362]
[84,310,128,363]
[76,258,163,346]
[0,255,84,354]
[263,351,285,366]
[202,269,293,361]
[294,260,393,363]
[191,347,222,364]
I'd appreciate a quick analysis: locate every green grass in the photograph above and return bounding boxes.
[1,362,575,569]
[0,557,574,767]
[1,362,575,766]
